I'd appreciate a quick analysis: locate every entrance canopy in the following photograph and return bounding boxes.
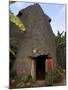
[29,54,48,61]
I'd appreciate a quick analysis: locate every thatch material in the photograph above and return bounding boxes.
[10,4,57,78]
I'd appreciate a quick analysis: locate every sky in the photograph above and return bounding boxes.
[10,2,66,35]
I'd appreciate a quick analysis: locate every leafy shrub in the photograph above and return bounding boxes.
[52,67,64,83]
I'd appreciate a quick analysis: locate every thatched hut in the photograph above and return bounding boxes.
[10,4,56,80]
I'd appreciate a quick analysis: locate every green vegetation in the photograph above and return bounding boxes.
[9,1,26,32]
[52,66,65,83]
[9,1,26,82]
[9,1,27,88]
[10,75,36,88]
[56,31,66,47]
[10,38,18,81]
[56,31,66,68]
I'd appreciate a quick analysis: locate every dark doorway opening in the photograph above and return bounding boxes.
[29,54,48,80]
[36,55,48,80]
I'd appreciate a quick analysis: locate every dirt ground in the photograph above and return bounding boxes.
[35,74,66,87]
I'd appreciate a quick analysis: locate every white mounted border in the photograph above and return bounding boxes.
[0,0,68,90]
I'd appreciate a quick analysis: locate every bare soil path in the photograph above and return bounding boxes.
[36,80,46,87]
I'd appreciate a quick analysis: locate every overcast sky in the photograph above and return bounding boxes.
[10,2,66,35]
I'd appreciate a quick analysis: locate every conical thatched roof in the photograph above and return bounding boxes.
[10,4,57,77]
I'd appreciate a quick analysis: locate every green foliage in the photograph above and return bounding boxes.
[10,13,26,32]
[56,31,66,68]
[9,1,26,72]
[10,38,18,60]
[9,1,26,32]
[52,67,64,83]
[56,31,65,46]
[10,38,18,81]
[10,48,15,56]
[10,75,36,88]
[10,70,17,79]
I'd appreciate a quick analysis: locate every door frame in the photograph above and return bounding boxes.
[31,60,46,80]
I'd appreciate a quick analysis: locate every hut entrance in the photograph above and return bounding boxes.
[29,55,48,80]
[36,55,48,80]
[36,58,45,80]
